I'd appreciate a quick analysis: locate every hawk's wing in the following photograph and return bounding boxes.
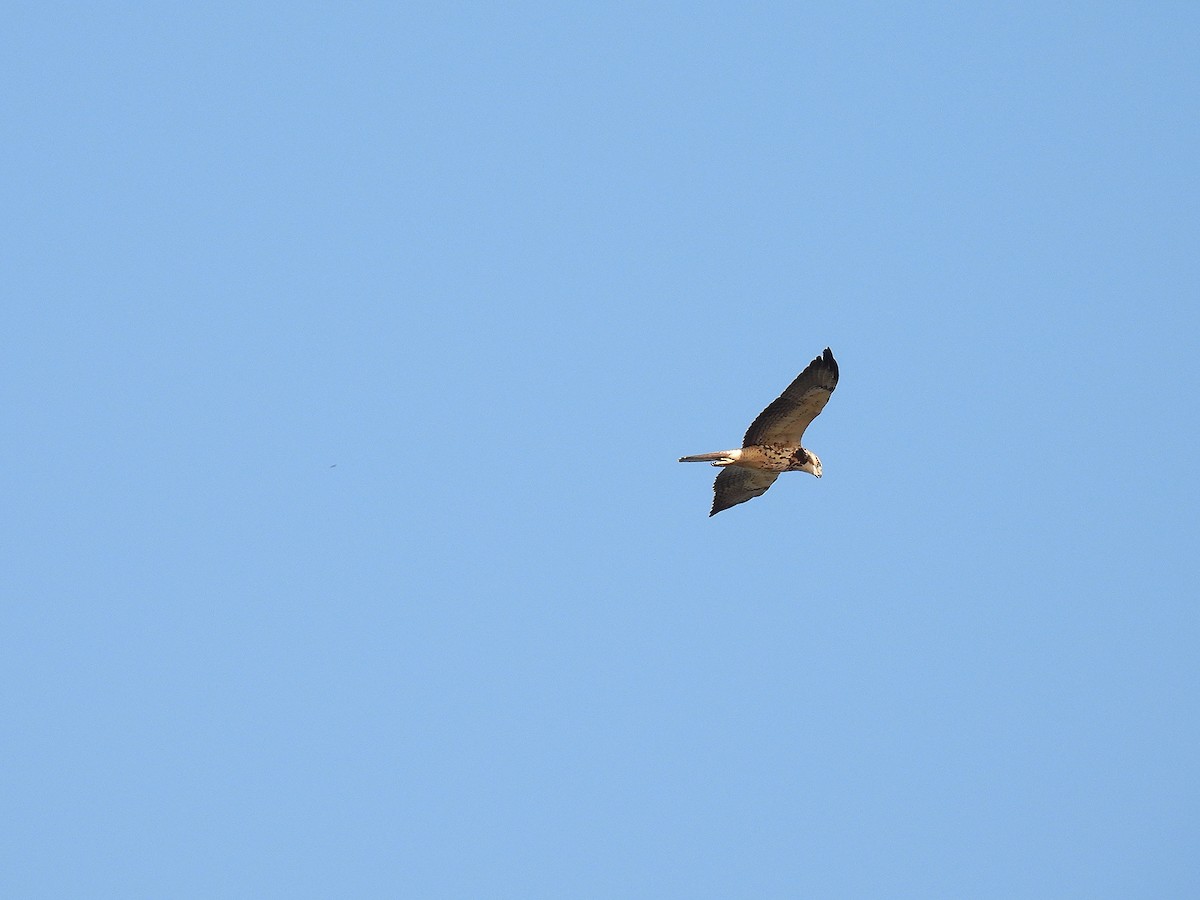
[742,347,839,447]
[711,467,780,516]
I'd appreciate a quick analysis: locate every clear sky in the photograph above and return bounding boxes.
[4,3,1198,897]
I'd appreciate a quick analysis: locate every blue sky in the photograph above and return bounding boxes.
[4,3,1198,897]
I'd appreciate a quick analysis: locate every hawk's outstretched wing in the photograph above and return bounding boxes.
[742,347,839,447]
[711,467,780,517]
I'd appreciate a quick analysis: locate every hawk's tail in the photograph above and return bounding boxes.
[678,450,739,464]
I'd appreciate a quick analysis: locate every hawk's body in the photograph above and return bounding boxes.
[679,347,839,516]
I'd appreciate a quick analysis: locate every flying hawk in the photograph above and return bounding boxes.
[679,347,839,516]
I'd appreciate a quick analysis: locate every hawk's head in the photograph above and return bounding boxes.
[808,452,823,478]
[792,448,822,478]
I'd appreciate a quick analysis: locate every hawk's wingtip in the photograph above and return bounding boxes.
[823,346,838,378]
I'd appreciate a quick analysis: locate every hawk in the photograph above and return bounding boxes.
[679,347,839,516]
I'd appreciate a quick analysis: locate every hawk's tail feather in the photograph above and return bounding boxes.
[678,451,737,463]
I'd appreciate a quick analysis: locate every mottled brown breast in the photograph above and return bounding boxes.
[739,444,803,471]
